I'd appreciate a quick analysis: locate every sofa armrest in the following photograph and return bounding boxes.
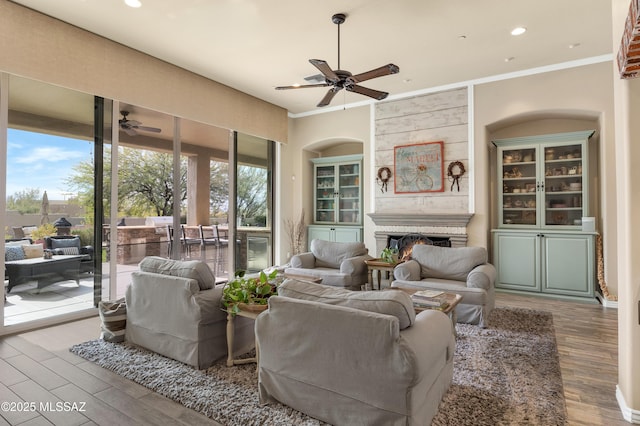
[401,309,455,377]
[81,246,94,257]
[339,254,373,275]
[393,259,421,281]
[466,263,496,290]
[193,285,226,324]
[290,252,316,269]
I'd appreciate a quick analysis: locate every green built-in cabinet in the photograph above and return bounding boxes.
[309,155,363,248]
[491,131,596,301]
[492,230,595,299]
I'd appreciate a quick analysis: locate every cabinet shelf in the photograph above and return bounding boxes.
[494,130,592,229]
[312,155,363,227]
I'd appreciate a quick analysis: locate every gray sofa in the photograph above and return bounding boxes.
[392,244,496,327]
[125,256,255,369]
[284,239,373,290]
[256,278,455,425]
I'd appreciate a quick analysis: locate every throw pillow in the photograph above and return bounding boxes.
[278,278,416,329]
[22,244,44,259]
[59,246,80,255]
[139,256,215,290]
[98,298,127,343]
[5,246,25,261]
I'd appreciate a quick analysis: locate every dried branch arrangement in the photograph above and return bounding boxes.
[284,209,306,256]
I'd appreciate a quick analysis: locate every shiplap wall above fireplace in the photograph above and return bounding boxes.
[369,87,472,253]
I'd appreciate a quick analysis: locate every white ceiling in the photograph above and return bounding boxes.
[11,0,613,116]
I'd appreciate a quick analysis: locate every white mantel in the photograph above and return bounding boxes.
[368,212,473,253]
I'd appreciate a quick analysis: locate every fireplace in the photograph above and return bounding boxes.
[388,233,451,261]
[369,213,472,256]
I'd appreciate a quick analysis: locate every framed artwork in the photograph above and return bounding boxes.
[394,141,444,193]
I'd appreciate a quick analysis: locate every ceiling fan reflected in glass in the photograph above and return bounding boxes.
[275,13,400,107]
[119,111,162,136]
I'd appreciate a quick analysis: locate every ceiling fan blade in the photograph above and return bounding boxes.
[275,83,330,90]
[317,87,341,107]
[348,64,400,84]
[122,127,138,136]
[309,59,339,83]
[347,84,389,101]
[135,125,162,133]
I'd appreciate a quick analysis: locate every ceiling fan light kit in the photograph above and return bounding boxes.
[275,13,399,107]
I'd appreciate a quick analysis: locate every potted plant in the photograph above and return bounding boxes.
[30,223,57,244]
[222,269,279,315]
[380,247,399,264]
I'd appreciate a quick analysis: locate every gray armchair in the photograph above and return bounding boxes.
[256,278,455,425]
[284,239,373,290]
[125,256,255,369]
[392,244,496,327]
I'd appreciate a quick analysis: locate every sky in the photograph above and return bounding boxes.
[6,129,93,201]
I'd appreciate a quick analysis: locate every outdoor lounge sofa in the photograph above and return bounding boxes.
[4,239,85,292]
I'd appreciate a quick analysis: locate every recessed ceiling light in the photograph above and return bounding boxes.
[511,27,526,36]
[504,57,515,62]
[569,43,581,49]
[403,79,412,83]
[124,0,142,8]
[458,35,467,40]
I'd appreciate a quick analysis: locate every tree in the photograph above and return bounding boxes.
[209,161,229,217]
[66,147,187,221]
[66,148,268,223]
[236,165,267,222]
[6,188,41,214]
[118,149,187,217]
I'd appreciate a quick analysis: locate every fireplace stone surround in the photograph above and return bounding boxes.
[368,213,473,257]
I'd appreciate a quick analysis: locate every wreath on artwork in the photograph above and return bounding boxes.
[376,167,392,193]
[447,161,465,191]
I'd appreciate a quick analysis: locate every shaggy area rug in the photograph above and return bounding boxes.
[70,307,566,425]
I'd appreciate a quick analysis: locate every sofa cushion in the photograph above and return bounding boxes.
[139,256,215,290]
[278,278,415,329]
[59,246,80,255]
[310,239,367,269]
[412,244,487,281]
[49,237,81,249]
[22,244,44,259]
[5,246,25,261]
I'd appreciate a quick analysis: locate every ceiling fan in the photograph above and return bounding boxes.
[119,111,162,136]
[275,13,400,107]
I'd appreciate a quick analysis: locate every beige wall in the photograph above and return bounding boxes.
[473,61,616,296]
[0,0,287,143]
[612,0,640,417]
[279,106,370,262]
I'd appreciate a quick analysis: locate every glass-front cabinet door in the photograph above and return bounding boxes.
[315,164,336,223]
[494,131,593,230]
[542,143,584,227]
[312,155,363,225]
[499,145,539,226]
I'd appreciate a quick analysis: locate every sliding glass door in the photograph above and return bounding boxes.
[3,75,100,327]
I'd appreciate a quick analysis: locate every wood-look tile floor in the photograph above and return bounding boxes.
[0,292,627,425]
